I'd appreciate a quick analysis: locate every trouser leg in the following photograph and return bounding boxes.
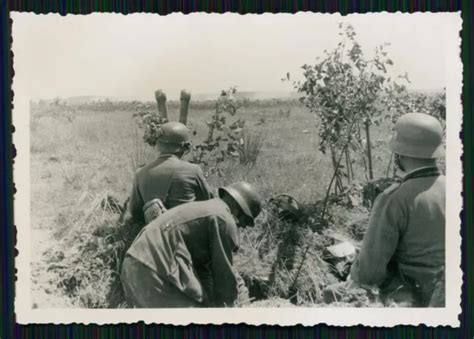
[121,255,202,308]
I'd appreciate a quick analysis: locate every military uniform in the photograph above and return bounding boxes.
[121,198,249,308]
[128,154,213,224]
[350,166,445,306]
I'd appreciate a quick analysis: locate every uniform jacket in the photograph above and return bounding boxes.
[128,154,213,224]
[350,166,445,302]
[125,198,244,307]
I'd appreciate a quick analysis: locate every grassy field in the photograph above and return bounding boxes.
[30,98,410,308]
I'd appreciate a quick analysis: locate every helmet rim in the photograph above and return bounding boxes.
[157,122,191,146]
[389,113,445,159]
[218,182,262,226]
[389,137,445,159]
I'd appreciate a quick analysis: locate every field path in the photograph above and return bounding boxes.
[30,226,71,308]
[30,151,73,308]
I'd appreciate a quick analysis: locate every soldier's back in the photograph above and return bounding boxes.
[137,154,205,209]
[391,174,445,276]
[127,198,233,273]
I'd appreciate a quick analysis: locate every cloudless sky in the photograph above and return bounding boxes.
[12,12,455,101]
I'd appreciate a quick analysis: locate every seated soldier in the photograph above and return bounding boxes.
[127,121,213,224]
[324,113,446,307]
[121,181,262,308]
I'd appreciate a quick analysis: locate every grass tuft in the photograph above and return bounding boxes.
[237,129,266,165]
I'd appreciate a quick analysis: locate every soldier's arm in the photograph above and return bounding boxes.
[127,174,145,225]
[217,219,250,306]
[194,165,215,200]
[209,215,240,307]
[350,191,404,286]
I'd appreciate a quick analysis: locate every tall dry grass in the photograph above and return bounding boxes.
[30,99,440,308]
[129,127,153,174]
[238,129,266,165]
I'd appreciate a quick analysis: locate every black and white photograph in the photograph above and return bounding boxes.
[12,12,462,326]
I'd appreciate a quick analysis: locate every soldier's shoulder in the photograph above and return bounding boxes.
[134,163,147,174]
[381,182,402,196]
[178,159,203,172]
[204,198,224,210]
[207,199,233,218]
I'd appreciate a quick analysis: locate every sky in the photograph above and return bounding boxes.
[12,12,456,101]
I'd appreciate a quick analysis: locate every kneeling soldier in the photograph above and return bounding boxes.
[121,181,262,308]
[324,112,446,307]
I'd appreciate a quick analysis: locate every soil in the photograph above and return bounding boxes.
[30,227,71,308]
[29,178,394,308]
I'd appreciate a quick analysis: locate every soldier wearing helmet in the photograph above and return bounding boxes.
[324,113,446,307]
[127,121,213,225]
[121,181,262,308]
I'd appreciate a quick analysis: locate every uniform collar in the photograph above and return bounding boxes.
[403,166,441,182]
[157,153,179,159]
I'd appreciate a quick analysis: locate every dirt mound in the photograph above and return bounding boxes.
[235,207,338,305]
[41,177,395,308]
[235,178,398,307]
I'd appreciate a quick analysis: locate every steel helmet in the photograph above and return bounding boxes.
[389,113,445,159]
[218,181,262,225]
[157,121,191,146]
[269,194,302,221]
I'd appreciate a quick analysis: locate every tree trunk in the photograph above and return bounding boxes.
[335,174,344,195]
[320,120,357,222]
[207,124,215,143]
[356,123,368,180]
[330,145,338,171]
[345,148,353,184]
[361,154,369,181]
[330,146,341,194]
[385,152,393,178]
[365,121,373,180]
[349,149,354,181]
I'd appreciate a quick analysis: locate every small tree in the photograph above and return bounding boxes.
[292,23,417,192]
[133,88,256,177]
[190,87,247,175]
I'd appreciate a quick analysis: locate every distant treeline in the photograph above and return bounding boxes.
[32,97,304,113]
[31,89,444,121]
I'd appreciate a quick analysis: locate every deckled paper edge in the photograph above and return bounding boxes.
[12,11,463,327]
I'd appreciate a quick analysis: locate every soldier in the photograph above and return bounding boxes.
[127,121,213,225]
[324,113,446,307]
[120,181,262,308]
